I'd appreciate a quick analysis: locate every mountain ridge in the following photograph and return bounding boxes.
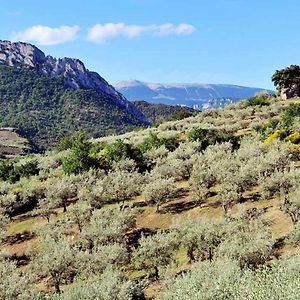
[0,40,147,124]
[0,41,152,149]
[115,79,274,109]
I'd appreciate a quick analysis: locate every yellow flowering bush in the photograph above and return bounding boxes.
[286,132,300,144]
[264,129,287,144]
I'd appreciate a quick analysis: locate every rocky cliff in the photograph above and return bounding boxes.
[0,40,147,123]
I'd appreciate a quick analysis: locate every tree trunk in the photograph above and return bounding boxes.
[187,246,195,263]
[78,222,82,233]
[156,202,160,213]
[54,280,60,293]
[208,247,213,261]
[153,265,159,279]
[87,239,94,254]
[63,201,67,213]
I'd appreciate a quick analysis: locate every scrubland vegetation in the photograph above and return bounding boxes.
[3,92,300,299]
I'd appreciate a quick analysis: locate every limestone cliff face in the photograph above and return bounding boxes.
[0,40,45,67]
[0,40,148,124]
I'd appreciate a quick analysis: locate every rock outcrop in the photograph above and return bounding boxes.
[0,40,148,124]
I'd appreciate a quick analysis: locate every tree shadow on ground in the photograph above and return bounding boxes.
[4,230,35,245]
[161,200,198,214]
[7,254,30,267]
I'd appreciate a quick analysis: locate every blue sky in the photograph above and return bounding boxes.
[1,0,300,89]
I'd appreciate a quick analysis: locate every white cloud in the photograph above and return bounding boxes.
[11,25,80,46]
[87,23,195,43]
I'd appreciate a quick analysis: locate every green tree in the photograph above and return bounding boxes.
[272,65,300,98]
[62,132,98,175]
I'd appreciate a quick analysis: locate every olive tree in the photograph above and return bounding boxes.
[76,243,129,279]
[157,258,241,300]
[82,208,137,253]
[66,200,92,232]
[0,207,8,242]
[178,218,224,263]
[0,258,37,300]
[216,220,273,269]
[46,176,78,213]
[32,224,76,293]
[281,188,300,224]
[143,177,175,212]
[51,267,142,300]
[103,170,143,206]
[133,230,180,278]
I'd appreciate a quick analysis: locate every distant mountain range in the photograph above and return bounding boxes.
[115,80,274,110]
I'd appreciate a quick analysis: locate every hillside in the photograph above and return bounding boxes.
[133,100,195,124]
[0,128,33,158]
[0,41,149,150]
[115,79,274,109]
[2,94,300,299]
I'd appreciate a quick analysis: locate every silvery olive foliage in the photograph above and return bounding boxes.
[50,267,142,300]
[157,258,242,300]
[1,96,299,300]
[0,257,37,300]
[143,177,176,212]
[280,187,300,224]
[32,225,76,293]
[133,229,181,279]
[82,207,137,251]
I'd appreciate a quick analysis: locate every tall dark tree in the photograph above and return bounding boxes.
[272,65,300,99]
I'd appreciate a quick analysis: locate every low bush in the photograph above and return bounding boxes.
[188,128,239,150]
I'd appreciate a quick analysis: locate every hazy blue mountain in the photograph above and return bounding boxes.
[115,80,274,109]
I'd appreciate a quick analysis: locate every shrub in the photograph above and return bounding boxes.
[282,103,300,128]
[286,132,300,144]
[188,128,239,150]
[139,132,179,153]
[0,160,39,183]
[264,129,288,144]
[245,95,270,107]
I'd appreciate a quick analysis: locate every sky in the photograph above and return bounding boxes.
[1,0,300,89]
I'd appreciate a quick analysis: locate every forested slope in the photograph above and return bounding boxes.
[0,64,147,150]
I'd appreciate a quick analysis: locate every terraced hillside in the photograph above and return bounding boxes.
[2,94,300,299]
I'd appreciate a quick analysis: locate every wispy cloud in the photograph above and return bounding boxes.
[11,25,80,46]
[6,11,22,16]
[87,23,195,44]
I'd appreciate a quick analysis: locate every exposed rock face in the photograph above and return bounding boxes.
[0,40,148,124]
[280,84,300,100]
[0,40,45,67]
